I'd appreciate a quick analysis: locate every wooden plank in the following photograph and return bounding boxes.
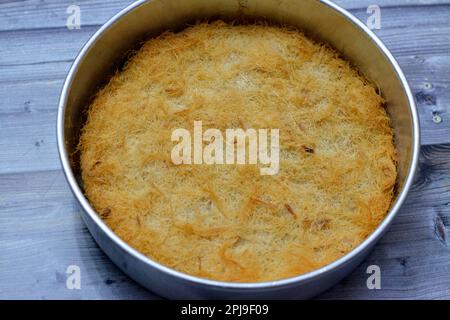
[1,4,449,69]
[0,144,448,299]
[0,4,449,175]
[0,170,158,299]
[321,144,450,299]
[0,66,446,174]
[1,0,449,300]
[0,111,59,174]
[335,0,450,9]
[0,0,448,32]
[0,27,95,72]
[0,0,133,32]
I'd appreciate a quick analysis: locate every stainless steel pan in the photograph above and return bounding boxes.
[57,0,420,299]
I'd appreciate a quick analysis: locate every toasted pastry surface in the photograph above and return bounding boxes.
[80,22,397,282]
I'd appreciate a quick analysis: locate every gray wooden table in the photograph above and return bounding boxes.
[0,0,449,300]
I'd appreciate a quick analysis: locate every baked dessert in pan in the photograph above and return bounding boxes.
[80,21,397,282]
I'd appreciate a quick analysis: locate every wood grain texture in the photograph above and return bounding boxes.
[321,144,450,299]
[0,170,156,299]
[0,0,449,299]
[0,0,447,31]
[1,145,449,299]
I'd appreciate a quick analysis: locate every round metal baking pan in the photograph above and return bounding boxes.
[57,0,420,299]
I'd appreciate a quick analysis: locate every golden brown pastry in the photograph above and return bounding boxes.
[80,21,397,282]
